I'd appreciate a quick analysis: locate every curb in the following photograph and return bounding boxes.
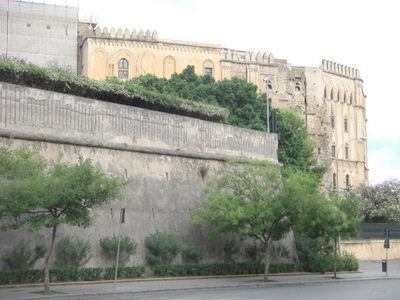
[8,275,400,300]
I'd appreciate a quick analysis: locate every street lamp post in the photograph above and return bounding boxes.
[336,137,367,192]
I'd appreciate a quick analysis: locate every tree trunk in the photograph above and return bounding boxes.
[333,237,337,279]
[44,225,57,294]
[263,246,270,282]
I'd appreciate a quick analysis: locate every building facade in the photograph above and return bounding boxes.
[78,23,368,190]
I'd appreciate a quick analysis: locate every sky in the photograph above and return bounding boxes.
[40,0,400,184]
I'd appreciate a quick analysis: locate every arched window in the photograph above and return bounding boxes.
[337,90,341,102]
[344,92,347,103]
[346,174,350,187]
[203,59,214,77]
[345,144,349,159]
[118,58,129,79]
[344,116,348,132]
[324,87,327,99]
[331,116,335,128]
[331,145,336,158]
[331,89,334,100]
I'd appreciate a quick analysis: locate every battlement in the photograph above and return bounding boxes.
[221,49,275,64]
[79,23,158,41]
[321,59,361,79]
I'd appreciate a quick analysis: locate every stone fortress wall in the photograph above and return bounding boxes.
[0,82,284,267]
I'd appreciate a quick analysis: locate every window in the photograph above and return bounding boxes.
[344,117,348,132]
[345,145,349,159]
[118,58,129,79]
[330,116,335,128]
[205,67,213,76]
[331,89,334,100]
[324,88,327,99]
[333,173,337,190]
[331,145,336,158]
[346,174,350,187]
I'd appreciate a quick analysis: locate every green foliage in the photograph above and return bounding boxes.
[144,232,182,266]
[0,147,128,231]
[0,266,145,284]
[99,235,137,266]
[103,266,146,280]
[3,240,46,270]
[357,178,400,223]
[0,269,43,284]
[191,160,324,281]
[181,246,203,264]
[55,236,91,269]
[150,262,302,277]
[192,161,323,243]
[200,165,210,180]
[275,109,319,174]
[0,145,127,292]
[127,66,266,130]
[0,60,227,122]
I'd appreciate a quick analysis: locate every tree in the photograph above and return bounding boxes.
[298,189,362,278]
[191,161,324,282]
[275,109,319,173]
[357,178,400,223]
[0,146,127,293]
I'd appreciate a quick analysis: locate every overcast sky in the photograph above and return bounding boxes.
[41,0,400,184]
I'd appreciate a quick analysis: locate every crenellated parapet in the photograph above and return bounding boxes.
[84,25,158,41]
[321,59,361,79]
[221,49,275,64]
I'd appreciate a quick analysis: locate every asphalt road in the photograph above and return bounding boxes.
[55,279,400,300]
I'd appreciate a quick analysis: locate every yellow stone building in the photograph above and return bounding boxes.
[78,23,368,190]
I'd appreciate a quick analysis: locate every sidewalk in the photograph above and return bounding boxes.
[0,260,399,300]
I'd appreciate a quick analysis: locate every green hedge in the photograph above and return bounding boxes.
[151,262,302,277]
[0,266,145,285]
[304,253,359,273]
[0,60,228,122]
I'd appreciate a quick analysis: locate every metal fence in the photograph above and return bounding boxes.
[359,223,400,239]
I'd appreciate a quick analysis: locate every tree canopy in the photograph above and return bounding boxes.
[357,178,400,223]
[191,161,324,281]
[0,146,127,293]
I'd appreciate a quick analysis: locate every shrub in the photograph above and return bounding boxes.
[55,236,91,268]
[151,262,301,277]
[182,246,203,263]
[99,235,137,266]
[145,232,182,266]
[0,60,228,122]
[103,266,146,280]
[2,240,46,270]
[337,252,359,271]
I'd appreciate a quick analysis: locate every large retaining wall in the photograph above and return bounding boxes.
[0,83,289,268]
